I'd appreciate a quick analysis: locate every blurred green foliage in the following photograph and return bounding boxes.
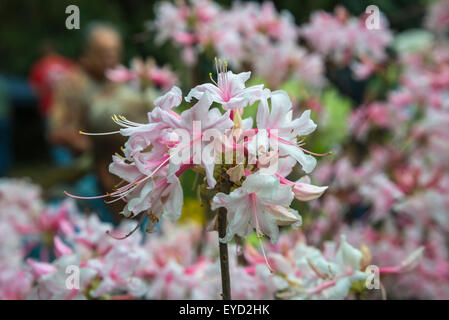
[314,88,352,152]
[0,0,427,77]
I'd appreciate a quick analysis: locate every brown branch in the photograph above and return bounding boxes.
[218,207,231,300]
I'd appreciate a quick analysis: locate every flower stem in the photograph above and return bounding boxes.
[218,207,231,300]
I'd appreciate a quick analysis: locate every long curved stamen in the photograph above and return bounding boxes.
[298,146,333,157]
[220,59,230,100]
[223,61,229,98]
[215,57,220,82]
[66,155,172,203]
[103,177,153,204]
[220,59,226,94]
[209,57,221,88]
[271,133,332,157]
[250,193,274,272]
[64,175,139,200]
[110,179,167,206]
[257,235,273,273]
[210,58,229,98]
[124,155,172,189]
[79,114,141,135]
[107,173,151,197]
[111,115,132,128]
[105,148,183,202]
[79,130,121,136]
[117,154,172,193]
[117,115,143,126]
[111,178,144,195]
[209,72,219,87]
[65,183,134,202]
[66,134,197,207]
[106,212,147,240]
[104,194,131,204]
[63,191,109,200]
[111,114,145,128]
[113,180,126,190]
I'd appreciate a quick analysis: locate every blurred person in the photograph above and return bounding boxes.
[48,22,123,159]
[48,22,148,221]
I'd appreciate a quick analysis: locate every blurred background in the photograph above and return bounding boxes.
[1,0,449,300]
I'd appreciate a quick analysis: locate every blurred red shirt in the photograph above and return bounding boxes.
[29,54,75,115]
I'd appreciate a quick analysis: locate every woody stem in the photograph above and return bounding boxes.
[218,207,231,300]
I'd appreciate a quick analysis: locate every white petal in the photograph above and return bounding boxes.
[291,110,317,136]
[154,86,182,110]
[279,143,317,174]
[162,178,183,222]
[335,235,363,271]
[185,83,222,103]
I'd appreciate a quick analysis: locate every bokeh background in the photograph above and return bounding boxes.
[1,0,448,300]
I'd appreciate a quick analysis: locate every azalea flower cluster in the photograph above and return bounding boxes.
[303,13,449,299]
[0,179,66,299]
[151,0,325,88]
[72,62,331,247]
[0,179,422,300]
[301,6,393,79]
[99,58,180,118]
[106,57,179,91]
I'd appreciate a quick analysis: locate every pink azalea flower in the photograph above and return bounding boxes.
[255,90,320,173]
[212,173,300,244]
[87,245,148,298]
[186,62,266,110]
[27,255,96,300]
